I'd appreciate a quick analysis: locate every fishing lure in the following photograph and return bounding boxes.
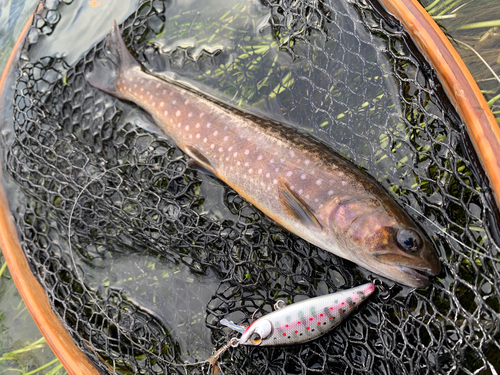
[207,282,376,370]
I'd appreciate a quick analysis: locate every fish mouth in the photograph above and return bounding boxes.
[397,266,436,286]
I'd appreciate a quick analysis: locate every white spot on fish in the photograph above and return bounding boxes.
[196,134,200,139]
[213,131,218,136]
[196,123,200,128]
[260,181,264,187]
[273,179,278,184]
[301,174,307,180]
[341,181,346,186]
[207,123,211,128]
[286,171,293,177]
[140,88,144,92]
[170,91,174,96]
[233,152,237,157]
[210,144,215,149]
[314,198,319,203]
[244,162,249,167]
[188,112,193,118]
[305,194,310,199]
[189,135,192,139]
[160,102,164,107]
[298,189,303,194]
[219,147,223,152]
[258,169,262,174]
[178,123,181,128]
[275,167,280,172]
[249,169,253,173]
[267,185,271,191]
[200,113,205,118]
[244,150,250,155]
[147,91,150,96]
[258,155,263,160]
[228,146,233,152]
[156,83,161,88]
[237,161,241,166]
[328,190,334,195]
[176,110,181,117]
[184,99,189,105]
[185,125,189,131]
[270,159,275,164]
[164,110,168,116]
[203,138,207,143]
[162,90,166,95]
[265,173,270,178]
[223,136,228,142]
[316,179,322,186]
[289,151,295,158]
[172,100,176,104]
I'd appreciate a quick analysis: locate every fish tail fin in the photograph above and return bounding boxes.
[86,21,139,97]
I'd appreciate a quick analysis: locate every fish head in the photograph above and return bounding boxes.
[238,319,273,346]
[323,196,441,287]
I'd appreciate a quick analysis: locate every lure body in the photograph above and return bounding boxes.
[86,23,441,287]
[238,282,375,346]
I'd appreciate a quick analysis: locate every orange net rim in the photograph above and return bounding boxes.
[377,0,500,209]
[0,4,99,375]
[0,1,498,374]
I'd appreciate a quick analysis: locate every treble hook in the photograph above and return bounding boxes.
[372,278,391,300]
[206,337,240,374]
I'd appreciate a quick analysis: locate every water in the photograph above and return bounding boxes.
[0,0,498,373]
[419,0,500,121]
[0,2,68,373]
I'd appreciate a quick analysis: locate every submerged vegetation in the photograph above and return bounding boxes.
[420,0,500,123]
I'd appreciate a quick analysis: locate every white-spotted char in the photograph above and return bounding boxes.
[87,22,440,287]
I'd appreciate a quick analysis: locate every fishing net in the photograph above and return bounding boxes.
[2,0,499,374]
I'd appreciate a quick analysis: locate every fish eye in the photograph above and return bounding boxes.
[250,333,262,344]
[396,229,421,252]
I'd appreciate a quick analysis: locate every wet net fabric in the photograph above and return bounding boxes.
[2,0,500,374]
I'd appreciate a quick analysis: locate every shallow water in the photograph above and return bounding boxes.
[0,2,67,373]
[0,0,499,373]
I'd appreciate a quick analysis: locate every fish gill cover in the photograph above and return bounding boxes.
[1,0,499,374]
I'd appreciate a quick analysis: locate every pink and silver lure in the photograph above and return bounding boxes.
[229,282,375,346]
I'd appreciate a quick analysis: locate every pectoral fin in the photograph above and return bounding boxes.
[277,178,323,229]
[184,146,216,176]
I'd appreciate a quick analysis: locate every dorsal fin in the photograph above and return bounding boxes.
[184,146,216,176]
[277,177,323,229]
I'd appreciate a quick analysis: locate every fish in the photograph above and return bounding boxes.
[86,22,441,287]
[222,282,376,346]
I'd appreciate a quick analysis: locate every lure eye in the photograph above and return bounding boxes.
[396,229,421,252]
[250,333,262,344]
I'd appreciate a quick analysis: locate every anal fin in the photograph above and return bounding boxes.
[184,146,216,176]
[277,177,323,229]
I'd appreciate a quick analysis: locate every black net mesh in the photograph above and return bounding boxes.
[1,0,499,374]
